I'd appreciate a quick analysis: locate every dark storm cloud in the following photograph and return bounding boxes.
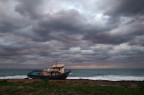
[32,9,118,42]
[0,0,144,68]
[0,1,28,33]
[0,19,21,32]
[129,36,144,46]
[84,16,144,45]
[102,0,144,16]
[32,9,89,41]
[15,0,43,19]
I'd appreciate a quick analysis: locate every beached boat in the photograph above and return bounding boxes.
[27,64,71,80]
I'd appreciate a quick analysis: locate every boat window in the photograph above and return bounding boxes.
[51,72,60,76]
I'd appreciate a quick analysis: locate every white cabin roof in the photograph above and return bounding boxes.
[51,64,64,68]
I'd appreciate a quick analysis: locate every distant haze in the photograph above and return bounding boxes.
[0,0,144,69]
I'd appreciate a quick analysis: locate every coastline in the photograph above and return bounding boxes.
[1,79,143,95]
[0,79,143,88]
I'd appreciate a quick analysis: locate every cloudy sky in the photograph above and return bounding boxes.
[0,0,144,69]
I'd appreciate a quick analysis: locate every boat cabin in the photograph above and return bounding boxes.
[51,64,64,73]
[41,64,65,76]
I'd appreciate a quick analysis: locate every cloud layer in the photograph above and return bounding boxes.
[0,0,144,68]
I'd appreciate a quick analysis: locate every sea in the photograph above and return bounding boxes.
[0,69,144,81]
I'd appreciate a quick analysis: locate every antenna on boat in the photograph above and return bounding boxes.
[55,60,58,67]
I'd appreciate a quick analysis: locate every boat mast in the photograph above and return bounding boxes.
[55,60,58,67]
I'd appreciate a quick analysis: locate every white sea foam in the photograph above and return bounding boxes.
[0,75,144,81]
[0,75,27,79]
[67,75,144,81]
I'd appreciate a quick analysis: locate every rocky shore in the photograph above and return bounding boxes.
[0,79,144,95]
[0,79,143,88]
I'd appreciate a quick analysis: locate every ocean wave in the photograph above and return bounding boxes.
[67,75,144,81]
[0,75,144,81]
[0,75,27,79]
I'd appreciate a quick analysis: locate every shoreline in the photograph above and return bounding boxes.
[1,79,143,95]
[0,79,143,88]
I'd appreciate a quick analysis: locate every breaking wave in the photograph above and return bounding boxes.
[0,75,144,81]
[67,75,144,81]
[0,75,27,79]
